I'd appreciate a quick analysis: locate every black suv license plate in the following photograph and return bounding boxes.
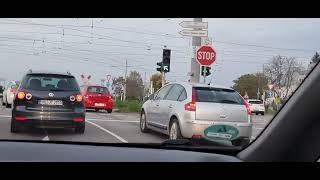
[38,100,63,106]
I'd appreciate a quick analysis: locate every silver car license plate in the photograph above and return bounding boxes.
[38,100,63,106]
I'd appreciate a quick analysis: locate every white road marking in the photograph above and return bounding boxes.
[86,120,128,143]
[42,136,50,141]
[87,118,139,123]
[0,114,11,118]
[253,127,264,130]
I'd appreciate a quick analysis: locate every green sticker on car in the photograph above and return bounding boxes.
[204,124,239,141]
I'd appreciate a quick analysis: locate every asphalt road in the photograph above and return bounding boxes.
[0,103,272,144]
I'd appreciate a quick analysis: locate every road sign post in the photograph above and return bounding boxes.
[179,29,208,37]
[179,21,208,29]
[201,37,212,46]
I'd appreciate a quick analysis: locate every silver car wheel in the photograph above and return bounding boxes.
[170,122,178,140]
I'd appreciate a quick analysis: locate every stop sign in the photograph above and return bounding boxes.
[196,46,216,66]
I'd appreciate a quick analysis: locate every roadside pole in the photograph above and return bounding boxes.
[189,18,202,83]
[161,71,165,87]
[124,60,127,101]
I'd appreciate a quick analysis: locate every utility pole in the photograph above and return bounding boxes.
[189,18,202,83]
[124,60,128,101]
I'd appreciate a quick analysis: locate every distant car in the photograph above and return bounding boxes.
[140,82,252,147]
[81,85,113,113]
[11,70,85,133]
[2,81,20,108]
[247,99,265,115]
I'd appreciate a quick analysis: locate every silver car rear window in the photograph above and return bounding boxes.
[195,87,244,105]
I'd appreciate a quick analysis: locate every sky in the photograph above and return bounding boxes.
[0,18,319,88]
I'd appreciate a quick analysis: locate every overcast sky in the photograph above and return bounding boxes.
[0,18,319,87]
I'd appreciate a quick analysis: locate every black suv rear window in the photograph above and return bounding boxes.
[87,86,110,94]
[21,74,80,91]
[195,87,244,105]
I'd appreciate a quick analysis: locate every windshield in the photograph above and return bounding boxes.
[87,86,110,94]
[0,18,317,152]
[21,74,80,91]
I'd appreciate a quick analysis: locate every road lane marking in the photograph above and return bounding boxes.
[42,136,50,141]
[86,120,128,143]
[0,114,11,118]
[87,118,139,123]
[253,127,264,130]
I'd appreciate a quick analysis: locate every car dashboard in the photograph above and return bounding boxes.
[0,141,241,162]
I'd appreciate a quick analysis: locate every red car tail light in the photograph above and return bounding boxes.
[73,118,84,122]
[15,116,27,121]
[241,97,252,115]
[185,88,196,111]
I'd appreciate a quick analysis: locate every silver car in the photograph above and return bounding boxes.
[140,82,252,146]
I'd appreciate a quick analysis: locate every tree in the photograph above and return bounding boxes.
[126,71,144,100]
[112,76,125,98]
[311,52,320,63]
[232,73,268,99]
[150,73,162,92]
[264,55,304,99]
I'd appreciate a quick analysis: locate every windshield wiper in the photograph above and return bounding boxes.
[160,139,242,155]
[48,88,73,91]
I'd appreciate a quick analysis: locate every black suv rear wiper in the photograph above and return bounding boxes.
[48,88,74,91]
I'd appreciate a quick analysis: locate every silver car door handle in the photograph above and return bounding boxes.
[168,104,173,108]
[156,104,159,106]
[220,115,227,118]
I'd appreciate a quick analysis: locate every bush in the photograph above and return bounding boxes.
[115,100,143,112]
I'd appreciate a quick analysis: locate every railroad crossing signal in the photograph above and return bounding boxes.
[201,66,211,76]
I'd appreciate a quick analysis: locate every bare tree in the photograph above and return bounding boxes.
[112,76,125,98]
[126,71,144,100]
[264,55,304,100]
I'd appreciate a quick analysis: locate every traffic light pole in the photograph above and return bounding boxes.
[189,18,202,83]
[161,71,165,87]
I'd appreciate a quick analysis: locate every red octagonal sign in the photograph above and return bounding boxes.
[196,46,216,66]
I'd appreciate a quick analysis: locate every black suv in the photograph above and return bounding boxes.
[11,71,85,133]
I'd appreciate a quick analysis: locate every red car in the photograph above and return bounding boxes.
[81,85,113,113]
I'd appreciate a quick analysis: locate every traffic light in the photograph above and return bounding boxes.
[156,62,162,72]
[162,49,171,72]
[201,66,211,76]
